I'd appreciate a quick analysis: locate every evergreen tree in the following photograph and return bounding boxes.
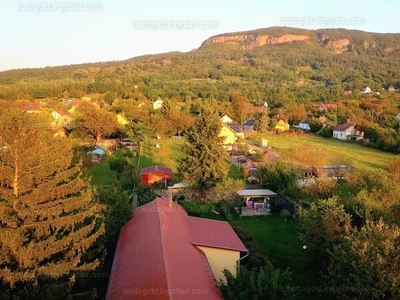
[253,112,270,133]
[0,110,105,296]
[178,105,228,189]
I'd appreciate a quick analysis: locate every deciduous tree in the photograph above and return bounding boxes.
[327,219,400,299]
[72,106,119,145]
[298,197,352,265]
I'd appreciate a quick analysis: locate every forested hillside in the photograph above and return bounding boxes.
[1,26,400,104]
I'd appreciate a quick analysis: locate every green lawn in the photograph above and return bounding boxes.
[230,216,315,282]
[227,162,244,180]
[248,133,395,173]
[229,215,326,299]
[88,157,117,186]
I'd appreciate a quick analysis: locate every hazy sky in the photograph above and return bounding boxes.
[1,0,399,71]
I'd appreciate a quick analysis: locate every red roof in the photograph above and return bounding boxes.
[20,102,42,111]
[54,109,69,116]
[188,217,247,252]
[106,197,246,300]
[140,165,173,175]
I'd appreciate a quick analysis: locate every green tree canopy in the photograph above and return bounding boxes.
[298,197,352,265]
[327,219,400,299]
[72,106,119,145]
[178,105,228,189]
[218,265,295,300]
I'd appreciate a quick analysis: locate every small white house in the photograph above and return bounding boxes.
[361,87,371,94]
[296,118,311,130]
[396,113,400,120]
[332,122,356,141]
[152,98,163,110]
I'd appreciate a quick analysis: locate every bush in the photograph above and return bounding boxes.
[181,199,214,217]
[135,185,158,205]
[233,227,268,269]
[218,201,233,220]
[109,157,127,175]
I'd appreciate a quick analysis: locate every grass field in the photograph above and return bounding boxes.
[230,216,316,284]
[247,133,395,173]
[88,137,185,185]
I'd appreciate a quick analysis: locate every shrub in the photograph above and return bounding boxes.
[181,199,214,217]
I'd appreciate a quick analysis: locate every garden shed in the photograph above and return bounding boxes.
[140,165,173,186]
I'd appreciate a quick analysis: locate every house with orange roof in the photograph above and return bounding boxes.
[20,102,43,113]
[51,109,71,128]
[313,103,337,112]
[106,196,247,300]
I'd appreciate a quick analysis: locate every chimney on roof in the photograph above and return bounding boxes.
[347,118,351,123]
[168,187,173,208]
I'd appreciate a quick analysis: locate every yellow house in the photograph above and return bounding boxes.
[106,197,247,299]
[116,113,130,126]
[219,123,237,145]
[275,117,290,132]
[195,246,240,281]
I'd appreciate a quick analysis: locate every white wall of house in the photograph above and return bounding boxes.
[333,127,355,141]
[298,123,310,130]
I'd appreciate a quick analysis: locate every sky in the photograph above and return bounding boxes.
[1,0,400,72]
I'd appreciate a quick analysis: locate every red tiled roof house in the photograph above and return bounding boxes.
[106,197,248,300]
[140,165,173,185]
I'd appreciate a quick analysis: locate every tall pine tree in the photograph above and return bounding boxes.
[0,110,105,295]
[178,105,228,189]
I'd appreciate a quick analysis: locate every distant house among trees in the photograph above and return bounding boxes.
[295,116,334,130]
[51,109,72,128]
[20,102,43,113]
[274,117,290,132]
[219,123,238,148]
[332,121,356,141]
[296,118,311,130]
[243,119,255,131]
[313,103,337,112]
[116,112,130,126]
[220,114,233,123]
[152,97,163,110]
[361,86,372,94]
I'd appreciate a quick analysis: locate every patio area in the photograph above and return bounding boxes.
[235,205,271,216]
[236,188,277,217]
